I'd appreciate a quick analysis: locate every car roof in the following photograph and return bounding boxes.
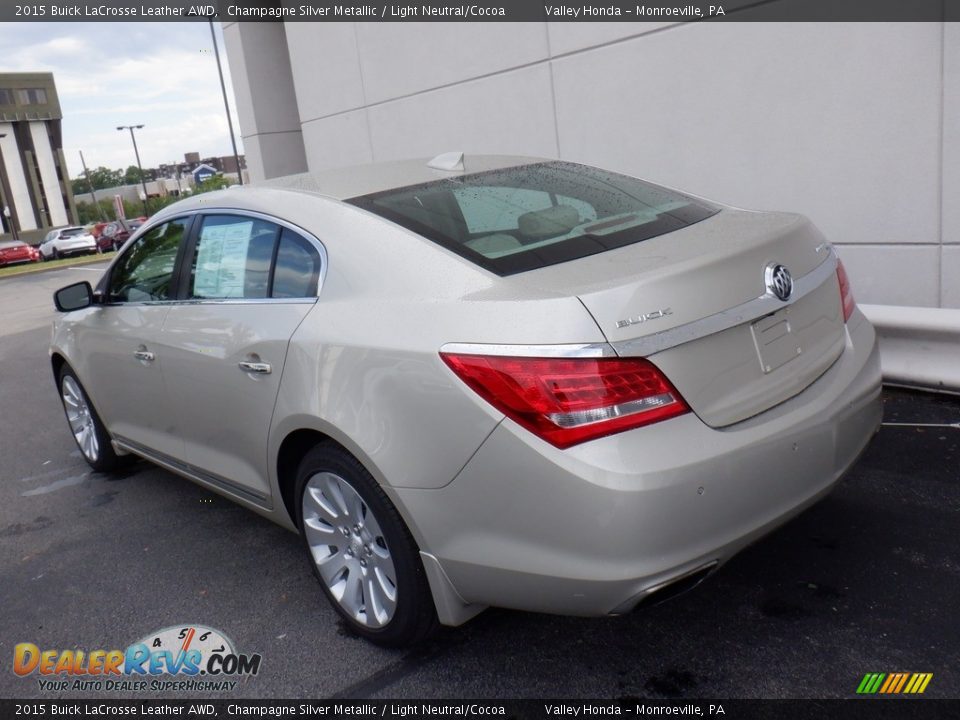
[258,154,546,201]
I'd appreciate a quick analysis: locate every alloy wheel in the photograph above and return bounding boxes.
[301,471,398,628]
[62,375,99,463]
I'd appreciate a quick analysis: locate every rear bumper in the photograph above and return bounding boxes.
[397,309,882,623]
[60,247,97,256]
[49,241,97,256]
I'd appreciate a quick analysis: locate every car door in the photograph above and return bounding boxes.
[78,217,193,458]
[159,212,323,504]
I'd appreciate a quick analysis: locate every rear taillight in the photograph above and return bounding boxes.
[440,353,689,449]
[836,259,856,323]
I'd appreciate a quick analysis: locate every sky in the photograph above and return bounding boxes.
[0,21,244,179]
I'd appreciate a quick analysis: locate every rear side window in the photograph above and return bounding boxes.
[187,215,321,300]
[348,161,719,276]
[108,218,190,302]
[272,229,321,299]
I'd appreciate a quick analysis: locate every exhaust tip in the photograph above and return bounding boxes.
[613,562,718,614]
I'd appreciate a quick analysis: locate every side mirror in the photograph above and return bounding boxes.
[54,281,94,312]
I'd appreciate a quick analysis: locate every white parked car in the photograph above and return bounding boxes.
[39,226,98,260]
[49,155,882,646]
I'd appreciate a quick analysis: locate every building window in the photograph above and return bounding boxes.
[17,88,48,105]
[0,89,13,105]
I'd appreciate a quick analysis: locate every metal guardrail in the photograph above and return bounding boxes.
[860,304,960,393]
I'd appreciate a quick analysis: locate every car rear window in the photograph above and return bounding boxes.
[347,161,719,276]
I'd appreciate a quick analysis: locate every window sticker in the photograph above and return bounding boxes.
[194,220,253,298]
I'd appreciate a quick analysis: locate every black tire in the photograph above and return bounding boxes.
[54,249,62,260]
[295,443,438,647]
[58,365,123,473]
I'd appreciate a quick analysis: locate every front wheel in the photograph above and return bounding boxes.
[59,366,122,472]
[295,444,438,647]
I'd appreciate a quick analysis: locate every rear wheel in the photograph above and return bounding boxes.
[53,248,62,260]
[59,366,122,472]
[295,443,438,647]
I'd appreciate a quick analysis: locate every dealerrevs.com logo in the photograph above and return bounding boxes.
[13,624,261,693]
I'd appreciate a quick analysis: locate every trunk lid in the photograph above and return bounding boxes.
[514,209,846,427]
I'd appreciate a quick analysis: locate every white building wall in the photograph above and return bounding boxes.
[222,22,308,180]
[224,21,959,309]
[28,121,69,227]
[0,123,37,231]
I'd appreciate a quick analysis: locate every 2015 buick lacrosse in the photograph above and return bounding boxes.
[50,154,882,646]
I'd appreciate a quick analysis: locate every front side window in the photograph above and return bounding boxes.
[108,219,189,302]
[349,161,719,276]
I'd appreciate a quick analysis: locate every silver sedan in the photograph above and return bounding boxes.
[50,155,882,646]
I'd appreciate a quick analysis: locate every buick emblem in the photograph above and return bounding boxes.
[765,263,793,301]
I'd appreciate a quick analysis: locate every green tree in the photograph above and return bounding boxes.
[123,165,143,185]
[71,166,123,196]
[75,199,113,224]
[194,174,232,194]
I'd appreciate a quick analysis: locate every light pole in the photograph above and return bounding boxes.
[209,18,243,185]
[0,132,20,241]
[116,124,150,217]
[79,150,106,221]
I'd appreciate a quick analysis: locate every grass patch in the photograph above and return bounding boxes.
[0,252,114,280]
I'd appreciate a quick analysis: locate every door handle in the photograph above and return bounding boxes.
[238,361,272,375]
[134,349,155,362]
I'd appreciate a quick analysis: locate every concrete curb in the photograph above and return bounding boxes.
[860,304,960,394]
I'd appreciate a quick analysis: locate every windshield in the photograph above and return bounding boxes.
[61,228,87,238]
[348,161,720,276]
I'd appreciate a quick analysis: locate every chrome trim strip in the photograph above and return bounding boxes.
[613,249,840,358]
[439,341,617,358]
[101,297,318,308]
[172,297,318,307]
[113,436,271,508]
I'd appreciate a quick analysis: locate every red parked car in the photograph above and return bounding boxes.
[0,240,41,267]
[96,217,147,252]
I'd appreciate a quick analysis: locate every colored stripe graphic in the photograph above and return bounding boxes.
[893,673,910,693]
[879,674,896,693]
[857,672,933,694]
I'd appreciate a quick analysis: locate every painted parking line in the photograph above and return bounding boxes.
[882,422,960,429]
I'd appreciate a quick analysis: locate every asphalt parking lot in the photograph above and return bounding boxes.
[1,263,957,701]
